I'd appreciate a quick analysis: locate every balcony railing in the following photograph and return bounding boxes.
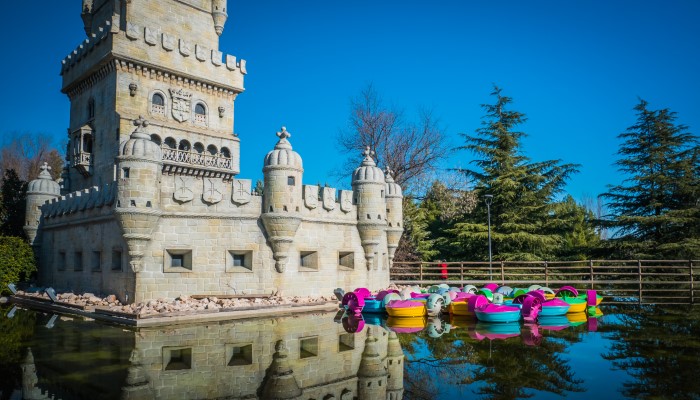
[162,147,232,170]
[71,152,92,177]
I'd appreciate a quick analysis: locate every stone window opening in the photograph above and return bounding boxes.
[151,93,165,116]
[164,137,177,149]
[207,144,218,155]
[164,249,193,273]
[221,147,231,158]
[58,251,66,271]
[150,134,162,146]
[338,333,355,352]
[227,250,253,272]
[178,140,191,151]
[163,347,192,371]
[367,214,371,220]
[227,344,253,366]
[111,250,122,271]
[299,337,319,359]
[92,251,101,272]
[74,251,83,271]
[129,200,136,207]
[194,102,207,124]
[122,167,130,178]
[300,251,318,270]
[146,201,152,208]
[338,252,354,269]
[287,176,295,186]
[88,98,95,120]
[194,142,205,153]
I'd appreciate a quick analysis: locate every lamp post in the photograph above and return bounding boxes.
[484,194,493,280]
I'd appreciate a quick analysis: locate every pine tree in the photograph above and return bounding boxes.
[452,86,579,261]
[602,100,700,259]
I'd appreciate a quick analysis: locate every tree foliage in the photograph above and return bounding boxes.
[0,170,28,238]
[451,86,581,261]
[601,100,700,259]
[0,132,63,184]
[0,236,37,295]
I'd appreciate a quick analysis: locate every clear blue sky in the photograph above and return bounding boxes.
[1,1,698,201]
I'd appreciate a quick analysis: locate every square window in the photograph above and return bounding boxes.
[338,333,355,352]
[299,251,318,270]
[74,251,83,271]
[299,337,318,359]
[338,252,354,269]
[287,176,295,186]
[163,347,192,371]
[111,250,122,271]
[226,250,253,273]
[164,249,192,273]
[122,167,130,178]
[92,251,101,271]
[227,344,253,366]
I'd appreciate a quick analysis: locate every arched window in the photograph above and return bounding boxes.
[193,142,204,153]
[151,93,165,116]
[206,144,218,155]
[178,140,191,151]
[164,137,176,149]
[220,147,231,158]
[194,102,207,124]
[152,93,164,106]
[150,134,162,146]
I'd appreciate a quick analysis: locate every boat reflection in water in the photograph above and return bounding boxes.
[16,310,404,400]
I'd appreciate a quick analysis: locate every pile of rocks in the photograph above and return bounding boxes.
[14,290,338,318]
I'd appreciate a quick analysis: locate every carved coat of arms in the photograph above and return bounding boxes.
[173,176,194,203]
[322,187,336,211]
[202,177,223,204]
[231,179,251,205]
[169,88,192,122]
[304,185,318,209]
[340,190,353,213]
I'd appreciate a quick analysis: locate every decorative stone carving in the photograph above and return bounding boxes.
[218,105,225,118]
[322,187,336,211]
[202,177,223,204]
[304,185,318,209]
[129,83,137,96]
[162,33,175,51]
[179,39,191,57]
[169,88,192,122]
[195,44,207,61]
[340,190,353,213]
[173,176,194,203]
[126,22,140,40]
[144,27,157,45]
[231,179,251,205]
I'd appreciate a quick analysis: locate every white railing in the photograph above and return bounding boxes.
[162,147,232,170]
[72,152,92,166]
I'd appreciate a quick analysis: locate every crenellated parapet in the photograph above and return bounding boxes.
[41,182,117,222]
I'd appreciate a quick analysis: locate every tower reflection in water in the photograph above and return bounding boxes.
[19,311,404,400]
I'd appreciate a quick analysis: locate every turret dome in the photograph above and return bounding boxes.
[119,116,161,160]
[352,147,384,183]
[263,127,303,170]
[27,163,60,196]
[384,167,402,197]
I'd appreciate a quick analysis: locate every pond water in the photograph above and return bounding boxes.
[1,303,699,399]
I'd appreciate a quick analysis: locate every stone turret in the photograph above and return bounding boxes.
[114,116,162,274]
[81,0,93,35]
[24,163,61,246]
[261,127,303,273]
[261,340,302,399]
[352,147,387,270]
[357,329,388,400]
[212,0,228,36]
[121,349,155,400]
[385,331,405,400]
[384,167,404,265]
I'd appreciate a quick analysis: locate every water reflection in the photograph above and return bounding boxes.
[3,304,700,399]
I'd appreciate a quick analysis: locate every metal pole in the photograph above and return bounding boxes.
[485,194,493,281]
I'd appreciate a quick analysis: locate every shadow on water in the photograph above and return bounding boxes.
[2,303,700,399]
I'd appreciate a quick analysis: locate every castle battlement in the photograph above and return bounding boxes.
[42,182,116,220]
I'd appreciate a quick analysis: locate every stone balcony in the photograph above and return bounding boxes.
[161,147,236,179]
[72,152,92,177]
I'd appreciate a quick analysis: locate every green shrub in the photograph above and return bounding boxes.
[0,236,36,295]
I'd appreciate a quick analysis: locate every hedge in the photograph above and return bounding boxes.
[0,236,36,296]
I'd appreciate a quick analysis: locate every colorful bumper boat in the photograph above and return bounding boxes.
[386,316,426,333]
[474,303,522,323]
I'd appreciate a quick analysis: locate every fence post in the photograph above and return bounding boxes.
[460,262,464,282]
[544,261,548,286]
[690,260,694,304]
[419,262,423,281]
[500,261,505,283]
[589,260,594,289]
[638,259,643,305]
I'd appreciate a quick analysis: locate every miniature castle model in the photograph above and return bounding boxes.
[24,0,403,303]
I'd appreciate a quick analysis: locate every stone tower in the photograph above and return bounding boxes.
[352,148,387,270]
[24,163,61,247]
[261,128,303,273]
[384,167,404,265]
[114,117,163,273]
[385,331,405,400]
[356,329,388,400]
[261,340,303,399]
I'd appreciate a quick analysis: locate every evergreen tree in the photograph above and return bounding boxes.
[551,195,600,260]
[602,100,700,259]
[0,169,28,238]
[452,86,579,261]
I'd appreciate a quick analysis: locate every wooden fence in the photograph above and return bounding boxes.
[390,260,699,305]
